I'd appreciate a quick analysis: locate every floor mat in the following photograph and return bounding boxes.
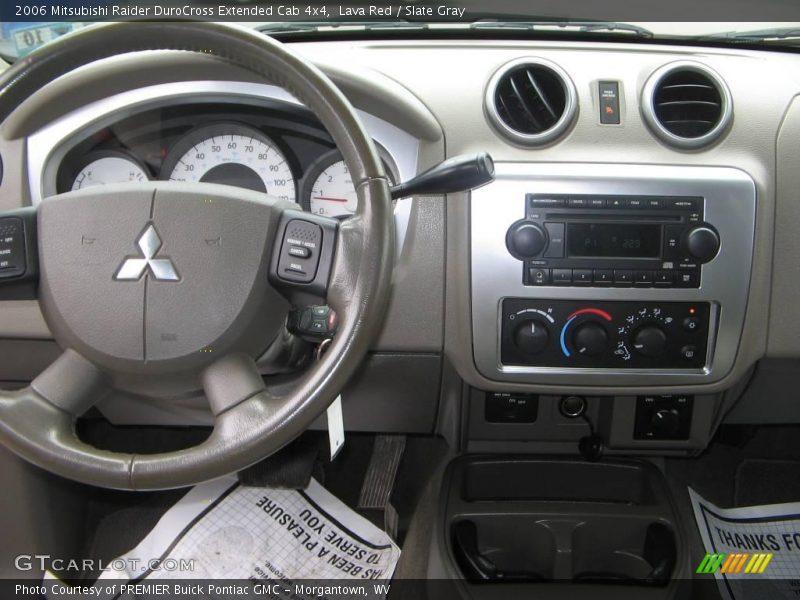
[45,476,400,599]
[689,487,800,600]
[735,460,800,506]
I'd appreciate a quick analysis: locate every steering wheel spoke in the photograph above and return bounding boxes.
[31,349,109,416]
[202,352,274,416]
[0,351,133,488]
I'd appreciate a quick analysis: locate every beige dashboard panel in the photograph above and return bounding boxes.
[283,40,794,392]
[2,39,799,389]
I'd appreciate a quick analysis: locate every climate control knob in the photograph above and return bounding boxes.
[513,319,550,355]
[506,221,547,259]
[632,325,667,358]
[572,322,608,356]
[651,409,681,437]
[683,225,720,263]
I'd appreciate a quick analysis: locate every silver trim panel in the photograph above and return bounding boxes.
[26,80,420,255]
[470,163,756,386]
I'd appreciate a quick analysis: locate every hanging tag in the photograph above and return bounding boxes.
[327,394,345,460]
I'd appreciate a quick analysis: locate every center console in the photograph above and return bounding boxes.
[470,163,756,386]
[432,457,689,599]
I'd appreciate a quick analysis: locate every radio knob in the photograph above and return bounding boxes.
[506,221,547,259]
[513,319,550,355]
[632,325,667,358]
[683,225,720,263]
[572,322,608,356]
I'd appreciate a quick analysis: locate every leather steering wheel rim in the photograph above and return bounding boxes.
[0,22,394,490]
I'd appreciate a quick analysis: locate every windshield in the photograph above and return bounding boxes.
[2,20,800,62]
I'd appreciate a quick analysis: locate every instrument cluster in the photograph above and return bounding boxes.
[56,101,396,218]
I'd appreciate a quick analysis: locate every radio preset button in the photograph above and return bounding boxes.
[634,271,654,286]
[543,222,565,258]
[593,269,613,285]
[573,269,593,285]
[654,271,674,287]
[552,269,573,285]
[614,270,633,286]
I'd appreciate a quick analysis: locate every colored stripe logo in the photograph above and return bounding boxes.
[696,553,772,574]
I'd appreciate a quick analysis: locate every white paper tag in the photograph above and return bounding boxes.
[327,394,345,460]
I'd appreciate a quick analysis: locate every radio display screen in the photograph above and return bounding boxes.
[567,223,661,258]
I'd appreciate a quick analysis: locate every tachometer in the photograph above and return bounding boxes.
[302,151,394,217]
[162,123,296,201]
[71,152,149,191]
[308,159,356,217]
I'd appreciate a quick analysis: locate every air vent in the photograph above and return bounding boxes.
[642,62,732,149]
[486,58,578,146]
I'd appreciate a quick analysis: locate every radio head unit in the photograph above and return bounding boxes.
[505,194,720,288]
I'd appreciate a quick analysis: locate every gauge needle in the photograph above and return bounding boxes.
[313,196,349,203]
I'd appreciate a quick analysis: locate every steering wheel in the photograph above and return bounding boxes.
[0,22,394,490]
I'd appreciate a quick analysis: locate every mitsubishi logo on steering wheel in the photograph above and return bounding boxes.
[114,224,180,282]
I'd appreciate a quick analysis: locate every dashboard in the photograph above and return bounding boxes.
[3,35,800,446]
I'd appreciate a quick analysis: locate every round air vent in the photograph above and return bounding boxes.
[485,58,578,146]
[642,61,733,149]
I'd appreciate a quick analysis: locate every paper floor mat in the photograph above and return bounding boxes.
[690,487,800,600]
[45,476,400,600]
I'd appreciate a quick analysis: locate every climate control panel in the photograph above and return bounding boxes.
[501,299,710,369]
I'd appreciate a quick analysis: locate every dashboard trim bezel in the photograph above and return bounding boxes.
[470,162,756,386]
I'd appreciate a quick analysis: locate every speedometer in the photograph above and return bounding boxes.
[162,123,296,201]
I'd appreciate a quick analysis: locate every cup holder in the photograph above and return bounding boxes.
[450,517,675,585]
[571,520,676,585]
[445,459,680,588]
[451,518,556,581]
